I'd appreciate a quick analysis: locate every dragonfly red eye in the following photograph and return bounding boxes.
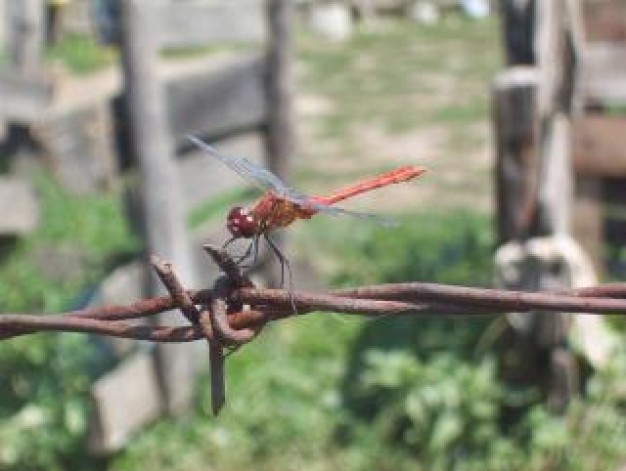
[227,207,258,239]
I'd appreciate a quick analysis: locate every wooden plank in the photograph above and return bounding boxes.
[500,0,535,65]
[263,0,296,285]
[34,103,118,195]
[0,70,53,122]
[119,0,197,416]
[6,0,45,74]
[88,352,161,454]
[538,113,573,234]
[535,0,564,116]
[0,177,39,235]
[582,0,626,41]
[583,42,626,104]
[167,54,266,142]
[573,116,626,177]
[155,0,264,49]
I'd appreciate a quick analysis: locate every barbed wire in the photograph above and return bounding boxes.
[2,244,625,413]
[2,245,625,344]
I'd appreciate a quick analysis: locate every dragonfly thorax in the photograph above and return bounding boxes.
[227,206,259,239]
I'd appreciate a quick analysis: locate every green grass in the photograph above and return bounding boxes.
[0,174,137,313]
[0,174,137,471]
[2,13,625,471]
[298,16,500,140]
[111,211,497,471]
[46,34,116,74]
[160,41,260,60]
[109,212,626,471]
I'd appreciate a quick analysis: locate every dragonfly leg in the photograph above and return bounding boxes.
[264,233,297,313]
[234,234,261,268]
[222,236,237,250]
[222,235,257,268]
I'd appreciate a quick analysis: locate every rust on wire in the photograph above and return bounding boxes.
[2,249,626,414]
[2,279,626,344]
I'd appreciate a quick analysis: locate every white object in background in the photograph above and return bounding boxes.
[407,1,440,25]
[308,2,353,42]
[494,235,619,370]
[459,0,489,18]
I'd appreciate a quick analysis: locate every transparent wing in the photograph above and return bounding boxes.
[188,135,295,195]
[188,135,397,227]
[304,201,399,227]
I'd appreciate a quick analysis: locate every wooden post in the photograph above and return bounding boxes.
[263,0,296,283]
[493,66,541,244]
[538,114,573,235]
[494,1,587,413]
[499,0,536,65]
[7,0,45,75]
[265,0,295,181]
[119,0,197,416]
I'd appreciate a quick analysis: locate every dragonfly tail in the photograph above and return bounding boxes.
[315,166,426,206]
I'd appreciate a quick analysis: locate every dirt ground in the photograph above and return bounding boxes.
[296,91,493,215]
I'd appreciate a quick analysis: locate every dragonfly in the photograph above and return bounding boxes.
[188,135,426,285]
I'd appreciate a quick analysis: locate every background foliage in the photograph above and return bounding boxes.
[0,12,624,471]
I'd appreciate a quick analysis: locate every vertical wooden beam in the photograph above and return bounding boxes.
[574,176,604,276]
[495,1,588,413]
[264,0,295,183]
[493,66,540,244]
[7,0,45,75]
[534,0,564,118]
[263,0,296,283]
[499,0,536,65]
[119,0,197,416]
[538,114,573,235]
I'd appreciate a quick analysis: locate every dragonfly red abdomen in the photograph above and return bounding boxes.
[313,165,425,206]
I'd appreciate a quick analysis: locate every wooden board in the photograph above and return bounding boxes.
[88,352,162,454]
[492,66,541,243]
[167,54,267,141]
[114,54,267,164]
[573,115,626,177]
[583,0,626,41]
[583,42,626,104]
[34,103,119,195]
[155,0,265,48]
[0,177,39,235]
[0,70,53,122]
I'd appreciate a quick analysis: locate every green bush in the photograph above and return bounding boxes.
[0,175,135,470]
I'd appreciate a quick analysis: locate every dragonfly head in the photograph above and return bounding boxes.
[227,207,259,239]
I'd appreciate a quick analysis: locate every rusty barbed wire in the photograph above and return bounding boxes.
[2,244,625,414]
[1,246,626,344]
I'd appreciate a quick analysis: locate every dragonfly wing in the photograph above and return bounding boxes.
[317,205,399,227]
[280,193,398,227]
[233,156,302,198]
[189,135,397,227]
[188,135,278,193]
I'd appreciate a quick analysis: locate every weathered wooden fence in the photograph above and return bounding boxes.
[0,0,295,453]
[494,0,623,413]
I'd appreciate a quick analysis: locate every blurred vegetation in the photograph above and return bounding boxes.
[298,17,498,142]
[0,12,624,471]
[46,34,117,74]
[109,214,626,471]
[0,174,136,471]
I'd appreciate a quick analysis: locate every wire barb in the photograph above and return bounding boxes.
[2,249,626,413]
